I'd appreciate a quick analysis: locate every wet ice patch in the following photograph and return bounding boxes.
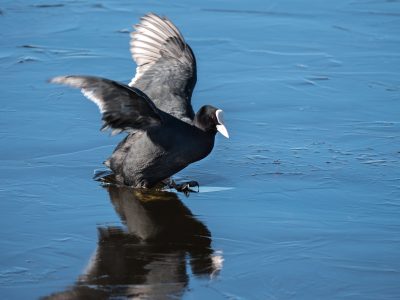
[199,186,234,193]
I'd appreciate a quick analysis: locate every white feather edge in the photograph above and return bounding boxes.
[129,66,146,86]
[81,89,132,135]
[81,88,105,113]
[50,76,106,114]
[129,14,185,87]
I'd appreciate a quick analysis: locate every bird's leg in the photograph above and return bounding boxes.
[163,178,199,196]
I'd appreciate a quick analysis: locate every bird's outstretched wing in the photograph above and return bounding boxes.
[129,13,197,123]
[50,75,162,134]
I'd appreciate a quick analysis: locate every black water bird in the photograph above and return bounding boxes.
[50,13,229,189]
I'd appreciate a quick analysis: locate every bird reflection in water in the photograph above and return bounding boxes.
[43,186,223,300]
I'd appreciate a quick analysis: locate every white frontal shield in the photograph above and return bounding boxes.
[215,109,229,138]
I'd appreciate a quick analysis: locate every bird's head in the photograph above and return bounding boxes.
[194,105,229,138]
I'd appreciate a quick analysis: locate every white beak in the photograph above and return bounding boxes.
[215,109,229,138]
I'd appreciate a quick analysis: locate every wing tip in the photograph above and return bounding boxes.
[48,75,68,84]
[142,12,163,20]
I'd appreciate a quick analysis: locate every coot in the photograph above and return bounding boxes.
[50,13,229,188]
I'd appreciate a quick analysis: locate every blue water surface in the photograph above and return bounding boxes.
[0,0,399,299]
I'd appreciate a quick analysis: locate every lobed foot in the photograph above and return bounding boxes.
[165,179,199,196]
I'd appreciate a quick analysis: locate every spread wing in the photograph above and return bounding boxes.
[50,75,162,134]
[129,13,197,123]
